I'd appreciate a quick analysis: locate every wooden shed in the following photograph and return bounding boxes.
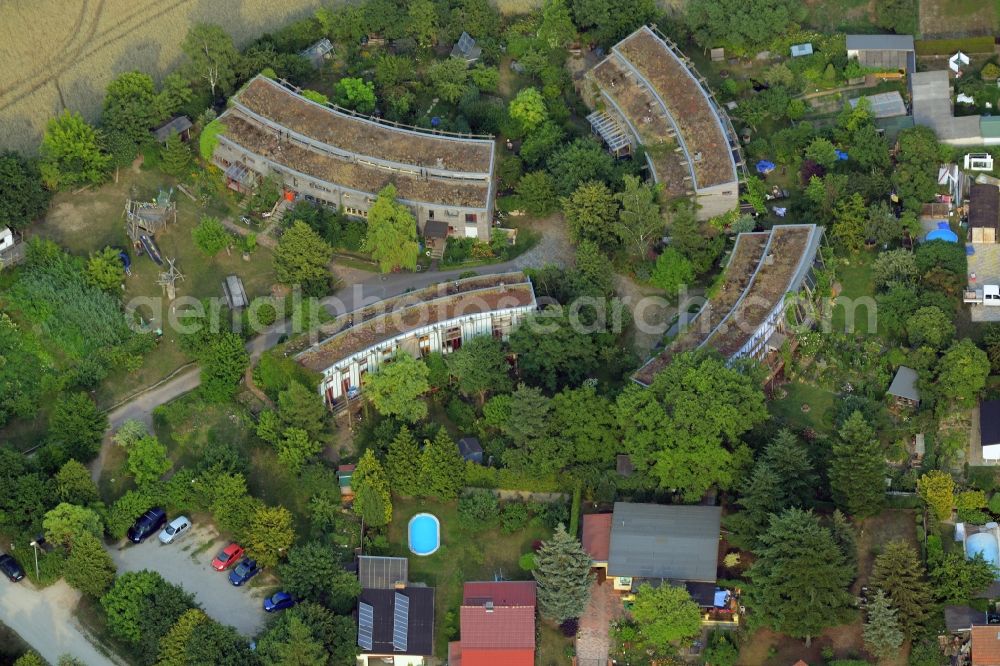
[970,183,1000,244]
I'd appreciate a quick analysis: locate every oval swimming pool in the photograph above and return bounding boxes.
[408,513,440,556]
[966,532,1000,572]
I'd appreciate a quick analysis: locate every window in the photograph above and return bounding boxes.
[492,316,512,339]
[418,335,431,357]
[428,210,435,219]
[443,326,462,352]
[465,213,477,224]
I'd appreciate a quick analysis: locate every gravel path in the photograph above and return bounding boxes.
[0,580,119,666]
[576,580,624,665]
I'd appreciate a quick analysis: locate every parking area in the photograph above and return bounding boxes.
[966,244,1000,322]
[106,523,267,636]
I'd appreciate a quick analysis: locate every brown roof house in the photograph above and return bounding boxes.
[971,183,1000,244]
[972,625,1000,666]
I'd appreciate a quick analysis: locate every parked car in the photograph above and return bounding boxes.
[158,516,192,544]
[211,543,245,571]
[263,591,296,612]
[127,507,167,544]
[0,554,25,582]
[229,558,261,586]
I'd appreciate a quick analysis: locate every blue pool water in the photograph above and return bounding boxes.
[408,513,440,556]
[966,532,1000,574]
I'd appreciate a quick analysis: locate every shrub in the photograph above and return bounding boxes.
[500,502,530,533]
[559,618,580,637]
[458,490,500,530]
[446,397,476,431]
[519,552,536,571]
[989,492,1000,515]
[957,508,991,525]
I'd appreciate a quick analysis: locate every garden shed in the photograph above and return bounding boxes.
[222,275,248,310]
[299,38,333,67]
[457,437,483,464]
[152,116,192,144]
[849,92,907,119]
[451,32,481,64]
[790,43,813,57]
[887,366,920,407]
[846,34,915,73]
[970,183,1000,244]
[980,399,1000,460]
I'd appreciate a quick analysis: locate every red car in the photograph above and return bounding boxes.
[211,543,244,571]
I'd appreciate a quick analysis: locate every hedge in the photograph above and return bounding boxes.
[464,461,569,493]
[915,37,995,56]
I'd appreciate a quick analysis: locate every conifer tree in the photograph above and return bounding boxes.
[386,426,422,497]
[759,428,816,507]
[830,411,886,517]
[863,589,904,659]
[533,524,592,622]
[869,540,932,639]
[747,509,855,645]
[353,450,392,526]
[419,429,466,500]
[161,131,191,178]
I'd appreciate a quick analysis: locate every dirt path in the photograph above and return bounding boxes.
[0,580,120,666]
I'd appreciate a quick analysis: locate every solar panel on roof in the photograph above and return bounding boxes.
[358,602,374,651]
[392,593,409,652]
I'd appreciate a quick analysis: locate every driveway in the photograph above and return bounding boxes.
[576,579,624,665]
[106,524,267,636]
[0,579,119,666]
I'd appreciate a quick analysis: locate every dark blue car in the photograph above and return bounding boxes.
[228,558,260,586]
[263,591,295,612]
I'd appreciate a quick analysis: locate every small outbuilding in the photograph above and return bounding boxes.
[790,43,813,58]
[849,91,907,119]
[944,604,986,633]
[222,275,248,310]
[887,366,920,407]
[980,399,1000,461]
[299,38,334,68]
[457,437,483,464]
[970,183,1000,244]
[846,34,915,73]
[152,116,193,144]
[451,32,481,65]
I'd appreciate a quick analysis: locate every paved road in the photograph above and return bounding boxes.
[107,526,267,637]
[0,580,119,666]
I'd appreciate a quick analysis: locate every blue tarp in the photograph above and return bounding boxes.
[835,150,849,161]
[756,160,776,174]
[968,245,976,256]
[713,589,730,608]
[926,228,959,243]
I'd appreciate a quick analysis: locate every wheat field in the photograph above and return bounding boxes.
[0,0,325,153]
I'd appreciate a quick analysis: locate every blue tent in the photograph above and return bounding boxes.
[756,160,776,174]
[835,150,849,161]
[926,228,958,243]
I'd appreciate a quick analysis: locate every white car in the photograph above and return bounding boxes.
[158,516,191,544]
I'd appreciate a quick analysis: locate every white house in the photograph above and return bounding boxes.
[296,273,537,409]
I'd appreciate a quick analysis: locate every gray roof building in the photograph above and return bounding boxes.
[152,116,193,143]
[607,502,721,582]
[850,91,907,119]
[846,34,915,73]
[451,32,481,64]
[911,70,983,145]
[358,555,409,589]
[887,366,920,405]
[944,604,986,632]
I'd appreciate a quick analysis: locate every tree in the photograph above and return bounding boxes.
[935,339,990,406]
[539,0,576,48]
[277,381,326,440]
[386,426,423,496]
[64,532,116,597]
[275,220,334,296]
[362,185,419,272]
[686,0,805,51]
[279,542,361,610]
[39,111,109,189]
[831,192,867,252]
[869,541,932,638]
[875,0,917,35]
[122,434,171,486]
[873,249,918,290]
[863,589,904,659]
[533,524,592,622]
[562,180,618,249]
[631,584,702,646]
[263,616,327,666]
[0,151,50,232]
[668,202,721,274]
[200,332,249,403]
[352,450,393,526]
[86,246,124,291]
[893,126,945,212]
[516,171,557,216]
[805,138,838,168]
[182,24,239,100]
[154,73,194,122]
[741,176,768,214]
[616,351,767,500]
[929,551,996,603]
[54,459,99,505]
[258,602,357,666]
[829,411,886,518]
[13,653,45,666]
[161,131,192,178]
[918,470,954,521]
[102,71,158,147]
[157,609,209,666]
[420,429,466,500]
[906,306,955,349]
[185,621,256,665]
[43,502,103,550]
[276,428,324,473]
[574,240,615,297]
[427,58,469,104]
[246,505,295,568]
[333,77,377,114]
[192,215,230,256]
[520,122,565,167]
[614,175,662,258]
[650,248,694,297]
[364,353,430,422]
[470,64,499,92]
[407,0,439,47]
[101,570,195,651]
[448,335,511,405]
[509,88,548,133]
[48,392,107,462]
[548,139,617,196]
[747,509,855,645]
[508,308,599,392]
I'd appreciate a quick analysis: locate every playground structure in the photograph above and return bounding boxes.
[124,189,176,266]
[157,257,185,301]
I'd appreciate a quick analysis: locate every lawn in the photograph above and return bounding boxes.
[829,252,877,337]
[34,164,278,408]
[769,381,838,433]
[385,496,555,658]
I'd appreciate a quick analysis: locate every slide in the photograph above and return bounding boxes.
[140,234,164,265]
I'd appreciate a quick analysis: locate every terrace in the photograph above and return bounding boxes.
[588,56,692,198]
[296,275,535,372]
[704,226,814,358]
[236,76,493,174]
[615,27,737,189]
[219,112,489,208]
[633,232,769,385]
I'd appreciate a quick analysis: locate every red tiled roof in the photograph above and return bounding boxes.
[449,641,463,666]
[460,606,535,650]
[461,648,535,666]
[582,513,613,562]
[463,581,536,606]
[973,626,1000,666]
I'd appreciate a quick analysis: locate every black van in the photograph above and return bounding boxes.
[127,507,167,543]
